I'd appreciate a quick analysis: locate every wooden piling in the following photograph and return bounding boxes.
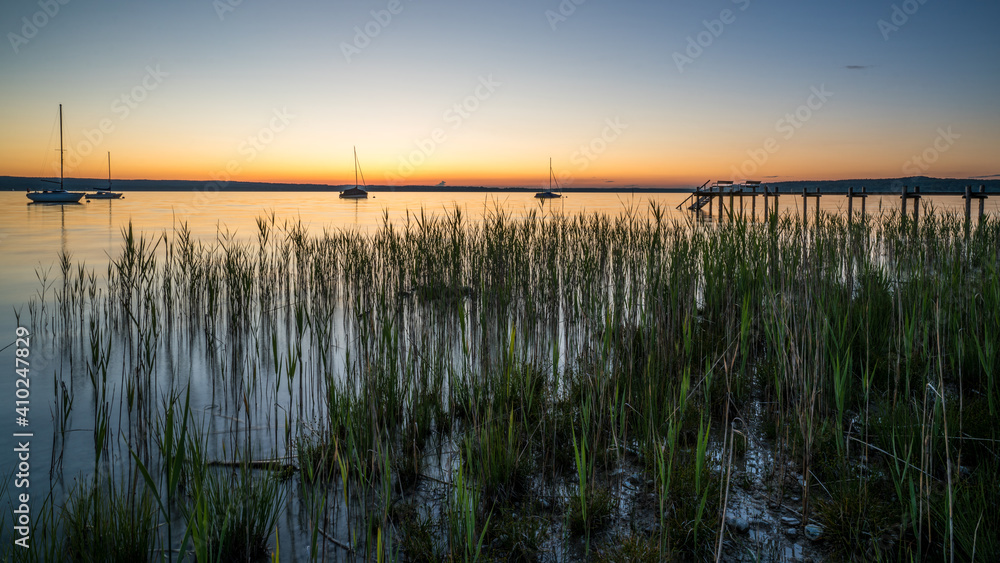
[848,186,854,222]
[965,185,973,222]
[901,185,908,216]
[979,185,986,220]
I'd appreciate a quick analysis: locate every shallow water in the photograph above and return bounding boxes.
[0,189,994,558]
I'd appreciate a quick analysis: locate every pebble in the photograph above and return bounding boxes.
[781,516,801,527]
[785,527,798,538]
[726,515,750,534]
[804,524,824,541]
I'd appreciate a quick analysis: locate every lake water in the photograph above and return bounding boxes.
[0,188,994,438]
[0,188,994,557]
[2,188,991,312]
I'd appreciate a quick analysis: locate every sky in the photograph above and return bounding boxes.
[0,0,998,188]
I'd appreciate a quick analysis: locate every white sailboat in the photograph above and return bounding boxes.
[534,158,562,199]
[27,104,85,203]
[86,152,123,200]
[339,146,369,199]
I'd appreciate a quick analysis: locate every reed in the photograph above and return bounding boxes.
[17,204,999,561]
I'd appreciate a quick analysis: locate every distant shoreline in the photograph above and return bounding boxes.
[1,175,997,195]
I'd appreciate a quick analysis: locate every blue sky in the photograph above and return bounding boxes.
[1,0,997,186]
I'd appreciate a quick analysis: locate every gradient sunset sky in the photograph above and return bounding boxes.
[1,0,997,188]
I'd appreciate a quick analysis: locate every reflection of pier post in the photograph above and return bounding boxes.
[815,189,820,224]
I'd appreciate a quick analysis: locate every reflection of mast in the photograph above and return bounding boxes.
[60,203,68,258]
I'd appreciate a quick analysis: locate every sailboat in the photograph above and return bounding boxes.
[27,104,85,203]
[86,152,123,199]
[339,147,369,199]
[534,158,562,199]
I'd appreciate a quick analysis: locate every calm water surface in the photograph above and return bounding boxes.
[0,188,994,554]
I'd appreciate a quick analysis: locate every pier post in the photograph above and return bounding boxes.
[964,185,972,237]
[802,187,808,223]
[861,187,867,217]
[913,186,920,223]
[901,185,908,216]
[965,185,972,223]
[752,184,757,219]
[980,185,986,221]
[848,186,854,222]
[763,185,769,218]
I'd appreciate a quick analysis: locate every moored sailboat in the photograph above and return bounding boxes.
[534,158,562,199]
[340,147,369,199]
[27,104,85,203]
[86,152,123,199]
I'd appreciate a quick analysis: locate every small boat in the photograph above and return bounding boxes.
[339,147,369,199]
[86,152,123,200]
[27,104,85,203]
[534,158,562,199]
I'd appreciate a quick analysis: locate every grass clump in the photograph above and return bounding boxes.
[568,485,614,537]
[63,479,155,563]
[188,470,285,562]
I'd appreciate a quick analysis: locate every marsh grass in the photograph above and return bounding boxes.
[63,478,155,563]
[17,206,1000,561]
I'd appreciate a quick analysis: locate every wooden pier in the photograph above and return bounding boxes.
[678,181,991,223]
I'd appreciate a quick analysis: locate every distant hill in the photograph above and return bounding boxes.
[1,175,996,194]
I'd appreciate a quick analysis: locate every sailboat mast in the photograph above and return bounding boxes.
[107,152,112,189]
[59,104,64,190]
[549,157,552,190]
[354,146,358,187]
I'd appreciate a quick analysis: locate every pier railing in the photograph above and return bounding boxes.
[680,181,991,223]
